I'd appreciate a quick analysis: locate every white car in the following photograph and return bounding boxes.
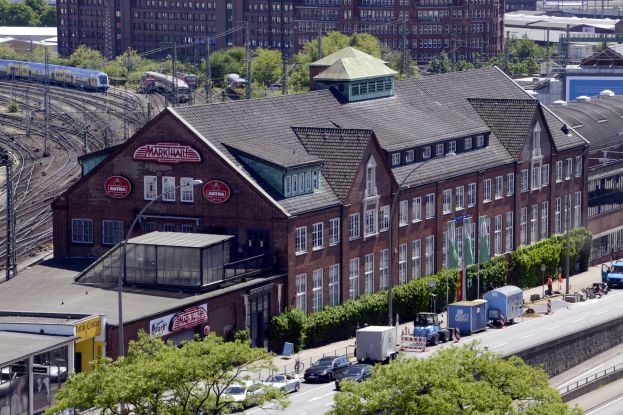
[262,373,301,393]
[222,380,265,410]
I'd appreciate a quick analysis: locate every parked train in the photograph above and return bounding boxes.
[176,72,197,89]
[140,71,190,103]
[0,59,109,91]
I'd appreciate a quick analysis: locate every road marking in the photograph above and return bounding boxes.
[294,383,334,398]
[490,342,508,349]
[546,325,560,331]
[586,394,623,415]
[309,391,335,402]
[521,333,536,339]
[572,318,585,323]
[596,310,608,315]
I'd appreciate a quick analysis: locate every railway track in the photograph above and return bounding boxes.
[0,80,155,274]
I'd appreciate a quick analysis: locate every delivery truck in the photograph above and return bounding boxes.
[355,326,398,363]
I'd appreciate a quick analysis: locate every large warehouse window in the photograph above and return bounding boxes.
[72,218,93,244]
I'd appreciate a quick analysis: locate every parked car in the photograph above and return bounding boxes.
[221,380,264,411]
[262,373,301,393]
[304,356,352,382]
[334,364,373,390]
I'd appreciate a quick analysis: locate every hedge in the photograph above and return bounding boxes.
[267,228,593,350]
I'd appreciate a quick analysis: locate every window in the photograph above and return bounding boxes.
[349,213,360,240]
[379,249,389,289]
[312,222,324,250]
[542,164,550,186]
[520,170,529,192]
[162,224,175,232]
[574,191,581,228]
[144,175,157,200]
[102,220,123,245]
[295,274,307,314]
[180,177,195,202]
[379,205,390,231]
[464,137,472,150]
[565,194,572,231]
[181,224,194,233]
[412,239,421,279]
[399,244,408,284]
[457,226,464,259]
[556,160,563,182]
[425,194,435,218]
[412,197,422,222]
[541,201,549,239]
[392,153,401,166]
[520,207,527,246]
[495,176,503,199]
[506,210,515,252]
[566,158,572,180]
[295,226,307,254]
[436,143,444,156]
[71,218,93,244]
[531,164,541,190]
[365,253,374,294]
[329,264,340,306]
[456,186,464,210]
[349,258,359,299]
[532,122,541,157]
[422,146,431,159]
[329,218,340,245]
[399,200,409,226]
[364,208,377,236]
[483,179,492,202]
[467,183,476,207]
[425,235,435,275]
[312,171,320,190]
[494,215,502,255]
[144,223,157,233]
[162,176,176,201]
[366,157,377,197]
[476,135,485,147]
[284,175,291,196]
[449,141,457,153]
[555,197,562,234]
[531,204,538,244]
[406,150,415,162]
[292,173,298,194]
[481,217,491,260]
[506,173,514,196]
[312,269,323,312]
[305,172,312,192]
[443,189,452,214]
[576,156,582,177]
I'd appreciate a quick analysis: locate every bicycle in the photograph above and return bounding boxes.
[294,354,304,374]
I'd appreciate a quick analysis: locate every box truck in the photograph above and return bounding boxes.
[355,326,398,363]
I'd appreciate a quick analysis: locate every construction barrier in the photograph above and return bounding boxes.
[454,327,460,343]
[400,335,427,352]
[547,299,552,315]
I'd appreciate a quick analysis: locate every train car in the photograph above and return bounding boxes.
[0,59,109,91]
[142,71,190,103]
[176,72,197,89]
[224,73,246,100]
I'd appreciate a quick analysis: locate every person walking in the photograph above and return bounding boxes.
[547,275,553,296]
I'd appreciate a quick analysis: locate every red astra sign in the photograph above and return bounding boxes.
[133,142,201,164]
[203,180,231,204]
[169,306,208,333]
[104,176,132,198]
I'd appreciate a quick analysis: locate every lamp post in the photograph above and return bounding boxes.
[117,179,203,358]
[541,263,546,299]
[387,153,455,326]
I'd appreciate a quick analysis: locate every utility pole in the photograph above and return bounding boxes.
[317,26,323,59]
[124,52,131,140]
[282,58,288,95]
[43,47,50,157]
[1,147,16,281]
[245,20,252,100]
[206,40,212,103]
[401,19,408,75]
[172,42,178,106]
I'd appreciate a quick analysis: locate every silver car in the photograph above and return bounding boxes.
[262,373,301,393]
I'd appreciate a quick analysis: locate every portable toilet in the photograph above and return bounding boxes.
[447,300,487,335]
[484,285,524,324]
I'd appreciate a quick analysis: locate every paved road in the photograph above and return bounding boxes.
[569,378,623,415]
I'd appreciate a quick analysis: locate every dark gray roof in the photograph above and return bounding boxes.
[469,98,539,160]
[0,331,75,365]
[294,127,374,201]
[129,231,232,247]
[547,95,623,151]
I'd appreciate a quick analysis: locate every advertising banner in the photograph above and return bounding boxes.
[150,304,208,337]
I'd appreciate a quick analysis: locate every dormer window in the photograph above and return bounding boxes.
[464,137,472,150]
[449,141,457,153]
[436,143,444,156]
[423,146,431,159]
[283,168,321,197]
[476,135,485,147]
[366,156,377,198]
[406,149,414,162]
[392,152,401,166]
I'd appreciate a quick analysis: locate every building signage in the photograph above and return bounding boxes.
[104,176,132,198]
[133,142,202,164]
[150,304,208,337]
[75,316,102,340]
[203,180,231,204]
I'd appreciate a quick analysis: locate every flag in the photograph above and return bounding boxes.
[447,220,459,269]
[479,216,490,264]
[463,217,474,267]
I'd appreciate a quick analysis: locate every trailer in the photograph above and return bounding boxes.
[484,285,523,324]
[355,326,397,363]
[447,300,487,335]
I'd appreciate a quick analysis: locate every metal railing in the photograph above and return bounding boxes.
[558,362,623,395]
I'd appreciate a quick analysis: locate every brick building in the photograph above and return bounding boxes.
[56,0,503,64]
[52,49,588,330]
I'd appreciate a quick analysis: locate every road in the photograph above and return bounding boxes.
[243,290,623,415]
[568,378,623,415]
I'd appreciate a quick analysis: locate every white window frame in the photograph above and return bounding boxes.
[425,235,435,275]
[464,137,472,150]
[392,152,401,166]
[575,156,582,177]
[520,207,527,246]
[566,158,573,180]
[455,186,464,210]
[366,157,377,197]
[542,164,550,186]
[555,197,562,234]
[412,197,422,222]
[406,149,415,162]
[295,226,307,254]
[476,135,485,147]
[531,204,538,244]
[312,269,323,312]
[531,162,542,190]
[520,169,529,192]
[399,200,409,226]
[541,201,549,239]
[180,177,195,202]
[399,244,408,284]
[483,179,492,202]
[379,249,389,289]
[144,175,157,200]
[494,214,502,255]
[349,258,360,299]
[312,222,324,250]
[305,171,312,192]
[364,208,377,237]
[329,264,340,306]
[329,218,340,246]
[436,143,444,156]
[295,273,307,314]
[412,239,421,280]
[506,173,514,196]
[422,146,431,159]
[379,205,390,232]
[467,183,476,207]
[364,253,374,294]
[349,213,361,240]
[574,191,581,228]
[495,176,503,199]
[556,160,563,183]
[425,193,435,219]
[102,220,123,245]
[71,218,93,244]
[449,141,457,153]
[162,176,176,201]
[443,189,452,214]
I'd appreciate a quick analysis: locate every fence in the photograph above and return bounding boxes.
[558,362,623,400]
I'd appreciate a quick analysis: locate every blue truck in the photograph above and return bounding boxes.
[413,312,452,346]
[602,261,623,288]
[483,285,524,324]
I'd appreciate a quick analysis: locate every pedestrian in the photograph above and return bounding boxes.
[487,281,494,292]
[547,275,553,296]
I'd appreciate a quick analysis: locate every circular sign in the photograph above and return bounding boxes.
[203,180,231,204]
[104,176,132,198]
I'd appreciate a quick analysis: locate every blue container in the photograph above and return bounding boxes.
[484,285,524,324]
[448,300,488,335]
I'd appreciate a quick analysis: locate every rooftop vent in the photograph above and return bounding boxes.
[599,90,615,97]
[576,95,591,102]
[552,100,567,106]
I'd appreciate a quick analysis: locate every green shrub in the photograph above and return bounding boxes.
[267,308,305,352]
[231,328,251,345]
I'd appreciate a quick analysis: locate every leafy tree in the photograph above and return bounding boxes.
[39,5,56,27]
[68,45,106,70]
[6,3,38,26]
[253,48,282,86]
[329,343,583,415]
[0,0,9,26]
[46,332,289,415]
[116,48,143,75]
[382,49,419,79]
[428,51,453,74]
[268,308,306,352]
[25,0,47,15]
[0,42,18,60]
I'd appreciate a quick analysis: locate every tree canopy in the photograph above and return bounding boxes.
[0,0,55,26]
[46,332,288,415]
[329,344,583,415]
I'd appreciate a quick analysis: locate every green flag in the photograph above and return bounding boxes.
[463,217,474,266]
[447,220,459,269]
[479,216,490,264]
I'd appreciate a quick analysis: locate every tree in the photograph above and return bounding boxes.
[253,48,282,86]
[329,343,583,415]
[68,45,106,69]
[25,0,47,15]
[6,3,38,26]
[39,5,56,26]
[0,0,9,26]
[46,332,289,415]
[428,51,453,74]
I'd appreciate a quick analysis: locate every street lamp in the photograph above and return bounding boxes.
[541,263,546,298]
[387,153,455,326]
[117,179,203,358]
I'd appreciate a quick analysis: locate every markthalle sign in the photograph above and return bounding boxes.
[133,142,202,164]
